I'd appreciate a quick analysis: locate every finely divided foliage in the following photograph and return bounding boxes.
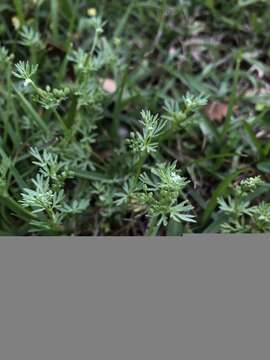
[1,1,270,235]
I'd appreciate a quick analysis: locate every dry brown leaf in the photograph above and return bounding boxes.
[204,101,229,123]
[102,78,117,94]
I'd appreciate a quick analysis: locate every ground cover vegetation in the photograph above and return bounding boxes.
[1,0,270,235]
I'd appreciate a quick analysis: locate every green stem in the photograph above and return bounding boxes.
[135,152,147,178]
[53,110,70,138]
[221,51,242,141]
[90,30,98,56]
[13,86,50,136]
[111,66,129,140]
[146,216,160,236]
[46,207,62,234]
[50,0,59,42]
[13,0,25,26]
[6,64,16,143]
[57,9,77,84]
[30,47,37,70]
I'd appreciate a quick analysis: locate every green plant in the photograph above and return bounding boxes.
[1,0,270,235]
[137,162,195,234]
[19,148,89,234]
[217,176,270,233]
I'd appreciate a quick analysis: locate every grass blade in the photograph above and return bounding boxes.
[201,170,241,225]
[14,87,49,135]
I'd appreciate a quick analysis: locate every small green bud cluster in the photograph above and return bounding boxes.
[34,86,71,110]
[235,176,264,196]
[163,93,208,129]
[218,175,270,233]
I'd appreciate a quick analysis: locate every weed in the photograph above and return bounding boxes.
[1,1,270,235]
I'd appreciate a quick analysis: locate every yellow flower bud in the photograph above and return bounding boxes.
[11,16,20,30]
[87,8,97,17]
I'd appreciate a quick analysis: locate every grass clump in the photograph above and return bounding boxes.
[1,0,270,235]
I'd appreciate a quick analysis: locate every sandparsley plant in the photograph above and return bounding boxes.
[2,1,270,235]
[136,162,195,234]
[217,176,270,233]
[13,61,38,86]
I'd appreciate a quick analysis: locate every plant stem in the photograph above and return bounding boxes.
[13,0,24,26]
[53,110,70,138]
[135,152,147,178]
[50,0,59,43]
[111,66,129,141]
[221,51,242,141]
[146,216,160,236]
